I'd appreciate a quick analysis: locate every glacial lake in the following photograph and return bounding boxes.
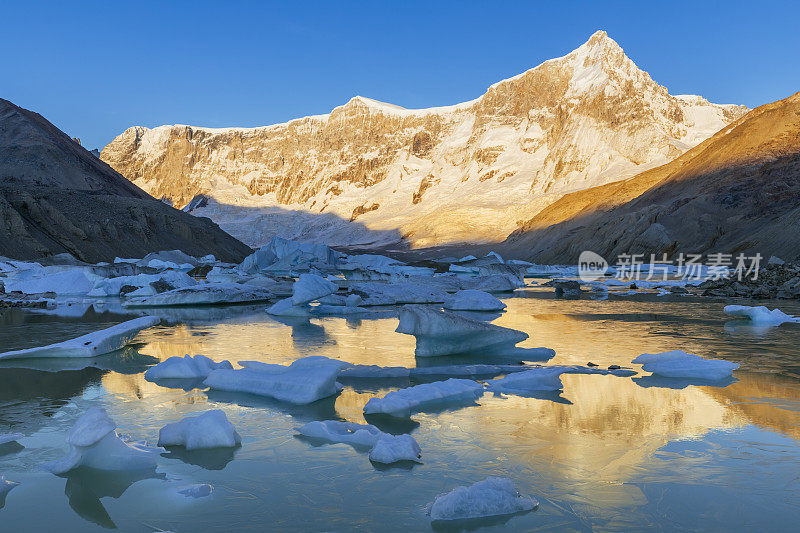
[2,287,800,531]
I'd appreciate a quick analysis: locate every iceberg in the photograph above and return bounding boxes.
[158,410,241,450]
[266,297,311,317]
[296,420,383,448]
[339,363,535,381]
[292,273,338,305]
[426,477,537,521]
[0,316,159,360]
[124,283,274,307]
[632,350,739,381]
[43,407,162,474]
[349,282,449,306]
[363,378,485,418]
[0,432,24,445]
[87,270,196,297]
[238,237,340,274]
[2,266,102,295]
[723,305,800,326]
[487,365,638,394]
[204,356,353,405]
[144,355,233,381]
[368,434,422,464]
[396,306,528,357]
[443,290,506,311]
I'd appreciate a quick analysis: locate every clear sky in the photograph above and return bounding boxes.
[2,0,798,149]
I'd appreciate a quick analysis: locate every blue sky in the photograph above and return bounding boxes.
[2,0,798,149]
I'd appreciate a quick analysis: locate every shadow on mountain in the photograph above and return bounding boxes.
[499,93,800,263]
[188,199,406,250]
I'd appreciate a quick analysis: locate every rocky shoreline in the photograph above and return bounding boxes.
[699,263,800,299]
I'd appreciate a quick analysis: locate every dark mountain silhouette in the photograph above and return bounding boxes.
[0,98,251,263]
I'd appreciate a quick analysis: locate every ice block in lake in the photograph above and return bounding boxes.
[443,289,506,311]
[0,316,159,360]
[632,350,739,380]
[396,305,528,356]
[145,354,233,381]
[158,410,241,450]
[203,356,353,405]
[292,273,338,305]
[43,407,162,474]
[363,378,485,418]
[426,477,538,521]
[723,305,800,326]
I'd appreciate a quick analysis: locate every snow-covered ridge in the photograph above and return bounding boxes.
[102,31,749,249]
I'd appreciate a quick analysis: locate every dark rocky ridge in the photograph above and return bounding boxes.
[0,98,251,263]
[500,92,800,263]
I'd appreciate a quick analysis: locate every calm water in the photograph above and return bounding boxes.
[2,288,800,531]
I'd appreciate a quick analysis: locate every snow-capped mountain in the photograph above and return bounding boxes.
[101,31,747,248]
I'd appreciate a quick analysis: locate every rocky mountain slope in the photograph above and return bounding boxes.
[0,98,251,263]
[101,31,747,249]
[500,92,800,263]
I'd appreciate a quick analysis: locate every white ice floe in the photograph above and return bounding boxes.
[339,363,535,381]
[266,297,311,316]
[124,283,274,307]
[297,420,383,448]
[144,355,233,381]
[632,350,739,381]
[310,304,370,316]
[87,270,196,297]
[443,290,506,311]
[204,356,352,405]
[43,407,162,474]
[178,483,214,498]
[487,365,638,394]
[292,273,338,305]
[396,306,528,357]
[363,378,485,417]
[2,266,102,295]
[0,433,24,445]
[368,434,422,464]
[723,305,800,326]
[317,293,363,307]
[426,477,537,521]
[158,410,241,450]
[238,237,340,274]
[0,316,159,360]
[349,282,449,306]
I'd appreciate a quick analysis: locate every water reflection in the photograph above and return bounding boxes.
[1,289,800,530]
[62,468,165,529]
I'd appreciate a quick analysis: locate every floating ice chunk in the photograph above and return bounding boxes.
[396,306,528,357]
[363,378,484,418]
[144,355,233,381]
[341,254,404,269]
[124,283,274,307]
[3,266,102,295]
[292,274,338,305]
[487,367,567,392]
[87,271,196,297]
[178,483,213,498]
[723,305,800,326]
[310,304,370,316]
[297,420,383,448]
[427,477,537,521]
[0,433,24,445]
[317,293,363,307]
[43,407,162,474]
[266,297,311,316]
[339,364,533,381]
[158,410,241,450]
[632,350,739,381]
[443,290,506,311]
[350,282,449,306]
[487,365,637,394]
[204,356,353,405]
[238,237,340,274]
[369,434,422,464]
[338,365,412,379]
[0,316,159,360]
